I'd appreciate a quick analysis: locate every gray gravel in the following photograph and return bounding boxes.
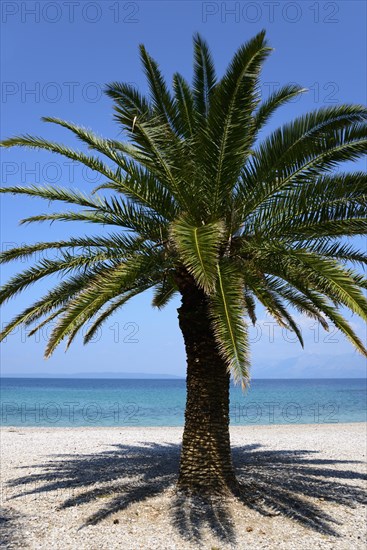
[0,423,366,549]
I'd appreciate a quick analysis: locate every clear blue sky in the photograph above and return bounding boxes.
[1,1,366,378]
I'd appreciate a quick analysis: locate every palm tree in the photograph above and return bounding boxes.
[1,31,366,495]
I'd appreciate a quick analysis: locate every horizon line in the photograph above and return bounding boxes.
[1,376,366,380]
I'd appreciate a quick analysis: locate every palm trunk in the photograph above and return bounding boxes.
[176,275,238,494]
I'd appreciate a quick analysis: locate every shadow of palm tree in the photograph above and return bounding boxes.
[233,447,366,537]
[0,507,25,548]
[5,441,366,545]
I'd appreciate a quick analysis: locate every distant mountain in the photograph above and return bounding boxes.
[254,353,367,378]
[2,353,366,379]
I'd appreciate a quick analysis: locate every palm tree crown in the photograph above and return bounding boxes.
[1,31,366,385]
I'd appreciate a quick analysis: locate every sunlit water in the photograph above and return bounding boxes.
[1,378,366,427]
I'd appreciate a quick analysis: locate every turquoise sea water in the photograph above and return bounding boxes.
[0,378,366,427]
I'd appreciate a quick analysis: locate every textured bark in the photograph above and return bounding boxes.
[176,273,238,494]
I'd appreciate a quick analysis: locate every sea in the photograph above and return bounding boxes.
[0,378,366,427]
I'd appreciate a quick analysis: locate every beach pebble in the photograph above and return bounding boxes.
[0,424,366,549]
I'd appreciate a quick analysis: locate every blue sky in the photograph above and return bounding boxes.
[1,0,366,378]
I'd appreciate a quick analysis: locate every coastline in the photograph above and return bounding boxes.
[1,420,367,430]
[1,423,366,549]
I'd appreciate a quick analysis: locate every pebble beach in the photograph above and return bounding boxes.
[1,423,366,549]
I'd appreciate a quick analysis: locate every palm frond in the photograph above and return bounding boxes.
[0,268,105,342]
[253,84,307,132]
[44,249,169,356]
[239,105,367,219]
[152,278,178,309]
[170,218,225,293]
[83,288,148,344]
[204,30,271,214]
[41,117,126,167]
[192,33,216,119]
[139,44,177,128]
[173,73,196,138]
[209,262,250,386]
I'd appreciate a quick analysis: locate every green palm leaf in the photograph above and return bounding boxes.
[152,277,177,309]
[192,33,216,119]
[204,30,271,214]
[173,73,196,138]
[253,84,307,132]
[170,218,225,293]
[209,262,250,386]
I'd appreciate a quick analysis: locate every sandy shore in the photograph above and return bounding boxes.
[0,423,366,549]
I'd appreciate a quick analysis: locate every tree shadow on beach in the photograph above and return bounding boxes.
[5,441,367,546]
[0,506,26,548]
